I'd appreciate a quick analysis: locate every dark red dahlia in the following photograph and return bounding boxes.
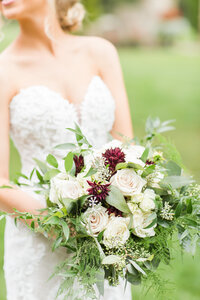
[102,147,125,173]
[73,155,84,176]
[107,206,123,217]
[145,159,155,166]
[87,181,110,203]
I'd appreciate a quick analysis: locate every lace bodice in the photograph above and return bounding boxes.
[9,76,115,174]
[5,75,132,300]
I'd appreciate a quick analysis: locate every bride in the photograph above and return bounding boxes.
[0,0,133,299]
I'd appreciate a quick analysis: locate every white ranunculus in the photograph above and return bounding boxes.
[139,189,156,212]
[83,205,109,236]
[131,208,156,238]
[103,217,130,249]
[124,145,145,167]
[111,169,146,196]
[49,173,83,205]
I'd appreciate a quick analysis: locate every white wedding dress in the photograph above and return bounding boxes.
[5,76,132,300]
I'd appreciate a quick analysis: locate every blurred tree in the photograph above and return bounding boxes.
[100,0,138,12]
[179,0,199,31]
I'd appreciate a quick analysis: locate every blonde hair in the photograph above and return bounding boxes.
[55,0,86,32]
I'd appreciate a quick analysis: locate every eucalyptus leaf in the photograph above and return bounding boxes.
[161,176,193,189]
[106,186,130,213]
[95,269,105,296]
[129,260,147,276]
[102,255,121,265]
[165,161,181,176]
[125,271,141,285]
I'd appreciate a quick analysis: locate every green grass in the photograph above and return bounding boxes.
[0,22,200,300]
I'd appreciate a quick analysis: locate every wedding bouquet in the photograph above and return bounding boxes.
[2,118,200,299]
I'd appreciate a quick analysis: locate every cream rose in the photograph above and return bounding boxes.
[139,189,156,212]
[83,205,109,236]
[111,169,146,196]
[131,208,156,238]
[49,173,83,206]
[103,217,130,249]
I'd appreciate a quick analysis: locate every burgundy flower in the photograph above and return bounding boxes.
[73,155,84,176]
[87,181,110,203]
[145,159,155,166]
[102,147,125,173]
[107,206,123,217]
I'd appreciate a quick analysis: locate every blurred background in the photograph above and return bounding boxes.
[0,0,200,299]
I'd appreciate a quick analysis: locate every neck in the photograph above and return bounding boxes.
[16,10,67,54]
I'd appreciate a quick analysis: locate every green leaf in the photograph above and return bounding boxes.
[116,162,143,171]
[125,270,141,285]
[0,185,13,189]
[60,220,70,241]
[36,170,44,183]
[102,255,121,265]
[33,158,48,174]
[161,176,193,189]
[83,167,97,178]
[44,216,61,225]
[31,221,35,229]
[52,236,63,251]
[175,199,183,218]
[106,185,130,213]
[65,152,74,173]
[46,154,58,168]
[96,269,105,297]
[43,169,60,181]
[186,198,193,214]
[144,217,157,229]
[29,168,35,180]
[142,165,155,177]
[54,143,77,150]
[16,172,29,180]
[129,260,147,276]
[165,161,181,176]
[141,148,149,163]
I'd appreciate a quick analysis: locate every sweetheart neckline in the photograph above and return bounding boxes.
[10,75,103,108]
[9,75,114,125]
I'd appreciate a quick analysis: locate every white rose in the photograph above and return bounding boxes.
[111,169,146,196]
[131,208,156,238]
[139,189,156,212]
[124,145,145,167]
[103,217,130,249]
[49,173,82,205]
[83,205,109,236]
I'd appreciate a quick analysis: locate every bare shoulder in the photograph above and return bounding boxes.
[82,36,118,59]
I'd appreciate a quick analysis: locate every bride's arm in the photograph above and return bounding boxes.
[90,37,134,140]
[0,74,45,215]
